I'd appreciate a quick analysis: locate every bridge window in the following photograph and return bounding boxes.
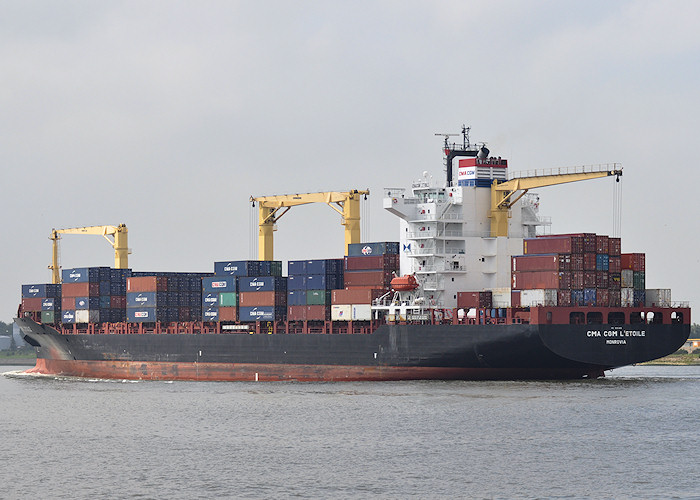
[647,311,663,324]
[587,312,603,324]
[569,312,585,324]
[608,312,625,325]
[672,311,684,324]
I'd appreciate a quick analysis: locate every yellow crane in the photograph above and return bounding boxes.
[489,164,623,237]
[49,224,130,284]
[251,190,370,260]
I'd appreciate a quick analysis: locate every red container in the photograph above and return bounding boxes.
[511,271,571,290]
[570,254,584,271]
[332,288,385,304]
[457,291,493,308]
[110,296,126,308]
[609,272,621,290]
[583,271,596,288]
[61,296,75,309]
[621,253,645,271]
[127,276,168,292]
[345,254,399,271]
[511,290,521,307]
[523,236,583,255]
[583,253,597,271]
[608,237,621,256]
[287,305,330,321]
[596,271,609,289]
[608,256,621,273]
[597,288,610,307]
[62,282,99,297]
[571,271,584,290]
[239,291,286,307]
[512,254,570,272]
[218,306,237,322]
[595,235,609,254]
[609,292,621,307]
[344,270,393,287]
[21,297,43,312]
[557,290,572,307]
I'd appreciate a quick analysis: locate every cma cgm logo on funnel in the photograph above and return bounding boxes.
[361,246,372,255]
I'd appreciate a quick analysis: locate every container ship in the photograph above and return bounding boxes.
[15,130,690,381]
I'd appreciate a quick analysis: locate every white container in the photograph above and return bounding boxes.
[520,289,557,307]
[491,287,512,308]
[351,304,372,321]
[621,288,634,307]
[645,289,671,307]
[331,304,351,321]
[621,269,634,288]
[75,309,99,323]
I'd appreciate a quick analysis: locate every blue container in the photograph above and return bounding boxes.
[214,260,259,277]
[238,276,287,292]
[202,276,237,293]
[347,242,399,257]
[584,288,597,306]
[306,259,342,275]
[306,274,341,290]
[258,260,283,277]
[239,306,286,322]
[75,296,100,310]
[41,298,56,311]
[287,290,307,306]
[202,293,219,307]
[99,280,111,295]
[110,281,127,295]
[596,254,609,271]
[127,307,174,322]
[62,310,77,324]
[99,295,112,308]
[22,283,60,298]
[571,289,584,306]
[288,260,307,275]
[633,289,646,307]
[62,267,100,283]
[126,291,165,308]
[202,307,219,322]
[287,275,306,290]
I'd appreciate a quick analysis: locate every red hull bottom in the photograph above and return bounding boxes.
[25,358,605,381]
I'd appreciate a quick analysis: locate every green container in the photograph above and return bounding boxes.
[306,289,331,305]
[633,271,645,290]
[41,310,55,324]
[219,292,238,307]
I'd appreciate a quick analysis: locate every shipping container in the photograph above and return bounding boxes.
[457,291,493,308]
[344,254,399,271]
[306,259,343,275]
[126,292,167,308]
[238,276,287,293]
[608,255,621,273]
[110,295,126,308]
[61,282,100,297]
[621,288,634,307]
[523,235,583,255]
[287,275,306,290]
[75,309,100,323]
[331,288,385,305]
[352,304,372,321]
[510,290,521,307]
[239,306,286,322]
[21,283,60,298]
[347,242,399,257]
[570,254,584,271]
[344,270,394,287]
[306,274,341,290]
[571,289,584,306]
[597,288,609,307]
[609,293,621,307]
[633,289,646,307]
[306,290,331,305]
[62,310,77,324]
[633,271,645,290]
[21,297,42,312]
[511,271,570,290]
[218,292,237,307]
[609,273,621,290]
[557,290,572,307]
[127,307,173,323]
[331,304,352,321]
[511,254,570,272]
[583,288,597,307]
[596,271,609,289]
[202,307,219,322]
[202,292,219,308]
[621,253,645,271]
[595,254,609,271]
[202,276,237,293]
[621,269,634,288]
[608,237,622,256]
[595,235,609,254]
[41,298,57,311]
[75,297,100,310]
[645,289,672,307]
[287,260,307,275]
[491,288,512,308]
[62,267,102,283]
[571,271,584,290]
[287,290,307,306]
[520,289,558,307]
[583,253,596,271]
[127,276,168,292]
[583,271,596,288]
[239,291,286,307]
[218,306,237,322]
[40,310,56,324]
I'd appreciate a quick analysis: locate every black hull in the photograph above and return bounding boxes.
[15,318,690,381]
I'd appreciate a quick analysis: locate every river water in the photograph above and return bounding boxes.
[1,364,699,499]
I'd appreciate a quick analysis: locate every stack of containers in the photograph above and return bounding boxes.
[128,272,210,323]
[515,234,638,308]
[61,267,112,324]
[332,242,399,321]
[21,283,61,324]
[202,276,238,322]
[238,276,287,322]
[287,259,344,321]
[206,260,282,322]
[621,253,645,307]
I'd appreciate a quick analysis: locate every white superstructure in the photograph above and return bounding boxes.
[383,149,550,308]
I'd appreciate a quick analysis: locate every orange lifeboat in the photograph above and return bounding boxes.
[391,275,419,291]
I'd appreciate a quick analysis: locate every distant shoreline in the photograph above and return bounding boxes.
[642,353,700,366]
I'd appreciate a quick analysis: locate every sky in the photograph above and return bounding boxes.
[2,0,700,322]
